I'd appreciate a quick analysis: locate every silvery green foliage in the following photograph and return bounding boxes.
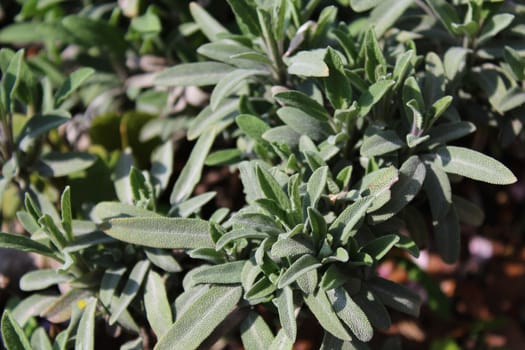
[1,0,521,349]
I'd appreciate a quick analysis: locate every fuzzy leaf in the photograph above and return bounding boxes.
[19,269,72,291]
[361,234,400,261]
[278,255,321,288]
[36,152,96,177]
[155,62,235,86]
[304,290,352,341]
[371,156,426,222]
[358,80,395,117]
[17,114,69,151]
[211,69,267,110]
[436,146,516,185]
[276,287,296,341]
[189,2,229,41]
[144,270,173,337]
[361,127,403,157]
[330,196,374,243]
[433,205,460,263]
[0,232,60,260]
[368,277,421,316]
[109,260,150,325]
[191,261,245,285]
[54,67,94,106]
[188,98,238,140]
[287,50,329,77]
[241,312,275,350]
[477,14,514,46]
[75,298,97,350]
[155,286,242,350]
[277,106,332,142]
[327,287,373,342]
[369,0,413,37]
[1,310,32,350]
[171,130,215,204]
[307,166,329,208]
[104,217,212,249]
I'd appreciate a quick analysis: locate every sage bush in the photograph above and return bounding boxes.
[0,0,523,349]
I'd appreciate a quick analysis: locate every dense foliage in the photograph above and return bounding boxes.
[0,0,523,349]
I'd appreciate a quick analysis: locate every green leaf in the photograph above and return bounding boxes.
[504,46,525,80]
[277,106,332,141]
[99,267,127,308]
[144,270,173,338]
[329,196,374,243]
[60,186,73,240]
[92,202,160,222]
[443,47,469,81]
[188,98,238,140]
[236,114,270,141]
[287,49,329,77]
[205,149,243,167]
[263,126,301,148]
[436,146,516,185]
[0,232,60,260]
[496,87,525,113]
[109,260,150,325]
[358,80,395,117]
[353,288,391,330]
[269,329,294,350]
[304,289,352,341]
[17,114,69,151]
[361,234,400,261]
[433,205,460,263]
[216,229,269,251]
[75,297,97,350]
[0,22,69,44]
[211,69,267,110]
[226,0,261,36]
[274,91,330,121]
[175,192,217,218]
[189,2,229,41]
[271,238,315,259]
[426,0,460,35]
[241,312,275,350]
[20,269,72,291]
[40,289,93,323]
[324,47,352,109]
[278,255,321,288]
[327,286,373,342]
[349,0,381,12]
[369,0,413,37]
[54,67,94,106]
[452,195,484,227]
[426,121,475,146]
[12,294,58,327]
[2,50,23,111]
[1,310,32,350]
[36,152,96,177]
[307,166,328,208]
[155,286,242,350]
[30,327,52,350]
[320,332,366,350]
[256,166,290,210]
[61,15,126,54]
[155,62,235,86]
[104,217,213,249]
[371,156,426,222]
[276,287,296,341]
[368,277,421,316]
[191,261,245,285]
[361,126,403,157]
[424,160,451,220]
[477,14,514,46]
[151,141,174,191]
[171,130,215,204]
